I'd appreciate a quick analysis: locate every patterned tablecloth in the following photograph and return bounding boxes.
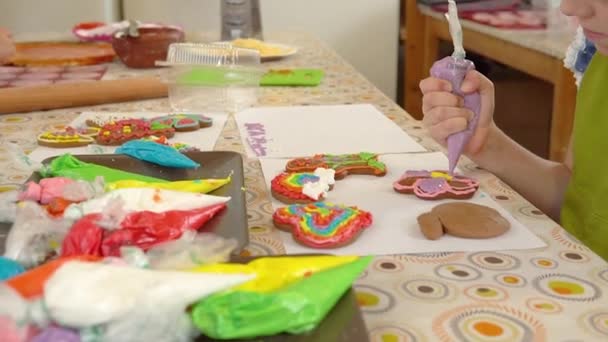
[1,32,607,341]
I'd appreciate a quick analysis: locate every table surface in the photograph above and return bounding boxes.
[1,32,607,341]
[419,5,576,59]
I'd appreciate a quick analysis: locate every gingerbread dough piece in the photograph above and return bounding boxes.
[285,152,386,180]
[417,202,510,240]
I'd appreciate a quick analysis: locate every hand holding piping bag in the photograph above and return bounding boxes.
[430,0,481,174]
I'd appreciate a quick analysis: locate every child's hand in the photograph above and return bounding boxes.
[0,28,16,64]
[420,70,495,155]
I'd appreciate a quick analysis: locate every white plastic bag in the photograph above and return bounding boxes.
[4,202,73,268]
[43,261,253,330]
[128,231,238,270]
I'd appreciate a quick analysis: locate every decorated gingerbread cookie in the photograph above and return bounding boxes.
[37,130,94,148]
[272,202,373,248]
[285,152,386,180]
[150,114,213,132]
[417,202,510,240]
[393,170,479,200]
[95,119,175,145]
[85,115,133,128]
[271,168,335,204]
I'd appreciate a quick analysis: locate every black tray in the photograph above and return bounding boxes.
[0,151,249,254]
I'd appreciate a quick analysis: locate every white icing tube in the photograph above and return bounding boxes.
[63,188,231,221]
[43,261,253,327]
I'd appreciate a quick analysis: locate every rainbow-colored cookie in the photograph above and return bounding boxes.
[270,168,335,204]
[393,170,479,200]
[285,152,386,180]
[272,202,373,248]
[150,114,213,132]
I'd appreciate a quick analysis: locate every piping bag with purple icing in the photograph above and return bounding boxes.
[430,0,481,174]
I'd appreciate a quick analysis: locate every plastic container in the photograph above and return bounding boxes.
[159,43,263,113]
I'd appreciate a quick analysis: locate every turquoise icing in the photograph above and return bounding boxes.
[116,140,200,169]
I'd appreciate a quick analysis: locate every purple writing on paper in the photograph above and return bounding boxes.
[244,122,268,157]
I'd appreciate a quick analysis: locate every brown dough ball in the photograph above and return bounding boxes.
[417,212,444,240]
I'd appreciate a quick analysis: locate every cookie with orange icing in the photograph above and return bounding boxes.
[393,170,479,200]
[95,119,175,145]
[150,114,213,132]
[272,202,373,248]
[285,152,386,180]
[270,168,335,204]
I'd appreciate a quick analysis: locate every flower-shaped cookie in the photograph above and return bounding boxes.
[393,170,479,200]
[273,202,373,248]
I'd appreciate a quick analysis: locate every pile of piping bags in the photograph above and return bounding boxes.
[190,255,371,339]
[59,188,230,257]
[0,257,253,342]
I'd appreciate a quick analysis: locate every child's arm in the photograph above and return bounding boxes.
[421,71,572,222]
[471,126,572,221]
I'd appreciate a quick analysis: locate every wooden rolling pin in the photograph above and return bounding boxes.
[0,77,168,114]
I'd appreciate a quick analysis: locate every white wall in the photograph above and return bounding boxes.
[122,0,400,100]
[0,0,120,33]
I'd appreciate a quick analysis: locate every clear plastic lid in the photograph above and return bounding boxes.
[156,42,261,67]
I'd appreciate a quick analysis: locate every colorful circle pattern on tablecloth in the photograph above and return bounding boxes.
[579,310,608,338]
[551,227,589,251]
[558,250,591,263]
[372,258,405,273]
[354,284,396,314]
[395,252,465,264]
[433,304,546,342]
[369,325,424,342]
[525,297,563,314]
[468,252,521,271]
[464,284,509,302]
[494,273,528,288]
[399,278,456,302]
[434,264,482,281]
[532,273,602,302]
[530,257,559,269]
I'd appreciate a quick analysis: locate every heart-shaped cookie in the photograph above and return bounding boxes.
[273,202,373,248]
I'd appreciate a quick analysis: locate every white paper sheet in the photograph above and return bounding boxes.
[259,152,547,256]
[28,111,228,162]
[235,104,426,158]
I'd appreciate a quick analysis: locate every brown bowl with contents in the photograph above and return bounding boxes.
[112,26,185,68]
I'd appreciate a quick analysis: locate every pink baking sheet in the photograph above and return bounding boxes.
[0,64,108,88]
